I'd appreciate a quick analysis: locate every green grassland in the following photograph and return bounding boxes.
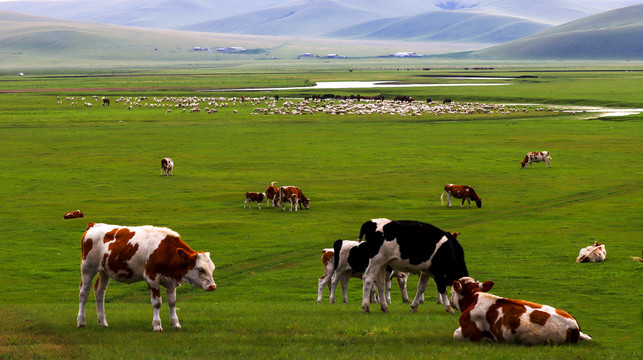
[0,67,641,359]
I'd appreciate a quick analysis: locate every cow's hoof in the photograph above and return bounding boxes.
[411,306,418,313]
[380,307,389,313]
[362,306,370,313]
[446,306,455,314]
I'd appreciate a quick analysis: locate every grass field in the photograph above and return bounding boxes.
[0,67,641,359]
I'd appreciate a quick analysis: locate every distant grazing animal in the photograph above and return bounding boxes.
[64,210,84,219]
[632,250,643,262]
[77,222,216,331]
[244,192,265,209]
[393,95,414,102]
[265,182,280,208]
[102,98,110,106]
[279,186,310,212]
[358,218,468,313]
[449,277,592,344]
[317,240,410,304]
[576,241,606,263]
[161,158,174,176]
[521,151,552,169]
[443,98,452,104]
[441,184,482,208]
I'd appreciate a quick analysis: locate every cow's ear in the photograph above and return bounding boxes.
[481,281,494,292]
[452,280,462,293]
[177,248,192,262]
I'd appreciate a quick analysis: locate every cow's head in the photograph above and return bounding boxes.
[301,198,310,209]
[178,250,216,291]
[449,277,494,313]
[475,199,482,208]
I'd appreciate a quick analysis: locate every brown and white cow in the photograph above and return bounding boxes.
[521,151,552,169]
[244,192,265,209]
[317,241,410,305]
[441,184,482,208]
[576,241,606,263]
[161,158,174,176]
[265,181,280,208]
[77,222,216,331]
[279,186,310,212]
[64,210,84,219]
[449,277,592,344]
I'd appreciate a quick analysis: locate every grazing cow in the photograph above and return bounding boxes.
[279,186,310,212]
[265,182,280,208]
[64,210,84,219]
[244,192,265,209]
[161,158,174,176]
[521,151,552,169]
[359,218,468,313]
[317,240,410,304]
[441,184,482,208]
[576,241,606,263]
[102,98,110,106]
[77,222,216,331]
[449,277,592,344]
[443,98,452,104]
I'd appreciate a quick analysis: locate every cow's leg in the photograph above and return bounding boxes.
[166,287,181,329]
[461,198,465,208]
[244,199,248,208]
[454,327,465,341]
[94,271,110,327]
[385,271,392,304]
[149,285,163,332]
[340,272,350,304]
[397,275,410,303]
[447,193,452,207]
[77,268,98,328]
[258,201,261,210]
[411,272,430,312]
[317,269,333,303]
[361,266,378,313]
[329,271,341,304]
[374,267,389,312]
[468,198,472,208]
[434,277,454,313]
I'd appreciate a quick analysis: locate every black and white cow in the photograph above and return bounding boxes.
[317,240,410,304]
[359,218,468,313]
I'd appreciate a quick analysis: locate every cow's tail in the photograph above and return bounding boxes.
[271,181,277,186]
[579,331,593,341]
[547,154,552,160]
[332,239,343,270]
[440,190,446,206]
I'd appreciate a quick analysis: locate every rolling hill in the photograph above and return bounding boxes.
[470,4,643,59]
[326,11,550,43]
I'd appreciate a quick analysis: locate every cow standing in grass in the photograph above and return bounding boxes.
[265,182,280,208]
[521,151,552,168]
[77,222,216,331]
[441,184,482,208]
[161,158,174,176]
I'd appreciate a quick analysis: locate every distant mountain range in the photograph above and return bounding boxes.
[0,2,641,65]
[0,0,641,43]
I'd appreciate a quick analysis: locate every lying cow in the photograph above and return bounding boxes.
[449,277,592,344]
[317,240,409,304]
[576,241,606,263]
[441,184,482,208]
[521,151,552,169]
[265,181,280,208]
[359,218,468,313]
[279,186,310,212]
[77,222,216,331]
[244,192,265,209]
[161,158,174,176]
[64,210,84,219]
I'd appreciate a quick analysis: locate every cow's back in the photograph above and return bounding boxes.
[81,223,185,283]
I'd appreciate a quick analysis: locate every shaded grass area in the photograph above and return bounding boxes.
[0,70,642,359]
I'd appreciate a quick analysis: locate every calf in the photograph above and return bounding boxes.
[279,186,310,212]
[576,241,606,263]
[359,218,468,313]
[441,184,482,208]
[161,158,174,176]
[449,277,592,344]
[77,222,216,331]
[64,210,84,219]
[265,181,280,208]
[521,151,552,169]
[317,240,409,304]
[244,192,265,209]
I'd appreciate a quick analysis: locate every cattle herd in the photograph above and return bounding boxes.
[68,143,621,345]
